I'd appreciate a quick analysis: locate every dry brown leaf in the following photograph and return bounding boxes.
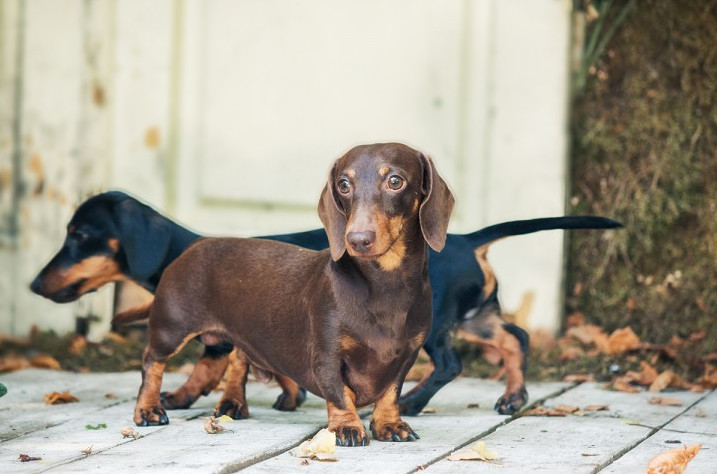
[18,454,42,462]
[421,407,438,414]
[290,428,338,461]
[636,361,659,385]
[688,330,706,342]
[606,327,641,354]
[559,346,584,361]
[699,364,717,388]
[583,404,609,412]
[69,335,87,355]
[646,444,701,473]
[566,312,586,327]
[701,352,717,363]
[120,426,143,439]
[563,373,595,383]
[204,416,225,434]
[0,354,31,373]
[522,406,567,417]
[44,390,79,405]
[649,370,675,393]
[565,324,609,349]
[104,332,128,344]
[554,405,580,414]
[612,379,641,393]
[648,397,683,407]
[30,354,61,370]
[447,441,500,462]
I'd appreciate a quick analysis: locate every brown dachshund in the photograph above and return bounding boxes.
[132,143,454,445]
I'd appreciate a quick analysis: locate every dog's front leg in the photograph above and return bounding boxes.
[134,346,169,426]
[370,382,419,442]
[326,385,368,446]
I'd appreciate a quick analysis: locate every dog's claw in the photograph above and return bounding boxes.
[334,426,368,447]
[494,386,528,415]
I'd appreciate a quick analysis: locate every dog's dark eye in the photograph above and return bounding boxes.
[387,175,405,191]
[337,178,351,194]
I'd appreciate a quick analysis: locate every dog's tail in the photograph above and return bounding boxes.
[112,300,153,326]
[460,216,622,249]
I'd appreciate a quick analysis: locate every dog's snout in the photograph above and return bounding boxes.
[30,275,43,295]
[347,231,376,254]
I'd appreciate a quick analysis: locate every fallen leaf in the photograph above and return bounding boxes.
[448,441,500,462]
[700,352,717,363]
[30,354,61,370]
[120,426,143,439]
[216,414,235,423]
[612,380,641,393]
[421,407,437,414]
[104,332,128,344]
[699,364,717,388]
[649,371,675,392]
[554,405,580,414]
[565,324,609,351]
[566,312,585,327]
[85,423,107,430]
[69,335,87,354]
[81,446,93,458]
[563,374,595,383]
[44,390,79,405]
[204,416,226,434]
[522,406,567,417]
[648,397,683,407]
[583,405,609,412]
[559,346,585,361]
[18,454,42,462]
[466,403,480,409]
[290,428,338,461]
[646,444,701,473]
[636,361,659,386]
[607,327,641,354]
[105,393,117,400]
[688,330,706,342]
[0,354,31,373]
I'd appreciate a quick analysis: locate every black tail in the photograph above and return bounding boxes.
[461,216,622,249]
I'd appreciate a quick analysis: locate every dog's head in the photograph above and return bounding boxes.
[30,191,175,302]
[318,143,454,270]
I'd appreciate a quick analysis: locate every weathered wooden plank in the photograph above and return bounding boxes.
[424,383,709,473]
[602,389,716,474]
[239,380,570,473]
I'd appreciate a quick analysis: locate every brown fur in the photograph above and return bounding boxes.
[131,143,454,445]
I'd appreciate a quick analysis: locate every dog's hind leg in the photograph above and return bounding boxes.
[398,331,463,416]
[161,342,232,410]
[213,348,250,419]
[457,302,529,415]
[272,374,306,412]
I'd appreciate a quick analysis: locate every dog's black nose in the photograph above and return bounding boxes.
[347,231,376,254]
[29,275,43,295]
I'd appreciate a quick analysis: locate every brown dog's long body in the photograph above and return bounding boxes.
[135,143,454,445]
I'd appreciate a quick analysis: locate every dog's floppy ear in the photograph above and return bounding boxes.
[115,199,171,280]
[419,154,455,252]
[317,162,347,261]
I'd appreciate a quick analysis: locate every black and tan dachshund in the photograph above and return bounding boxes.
[128,143,454,445]
[31,177,621,418]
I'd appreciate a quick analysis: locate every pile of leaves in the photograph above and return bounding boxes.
[459,312,717,392]
[566,0,717,360]
[0,326,202,374]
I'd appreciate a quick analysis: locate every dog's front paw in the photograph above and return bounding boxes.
[134,405,169,426]
[160,390,197,410]
[330,423,368,447]
[214,397,249,420]
[494,386,528,415]
[370,419,419,442]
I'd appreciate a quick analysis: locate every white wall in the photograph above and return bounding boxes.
[0,0,572,337]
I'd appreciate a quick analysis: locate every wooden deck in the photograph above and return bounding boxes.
[0,369,714,473]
